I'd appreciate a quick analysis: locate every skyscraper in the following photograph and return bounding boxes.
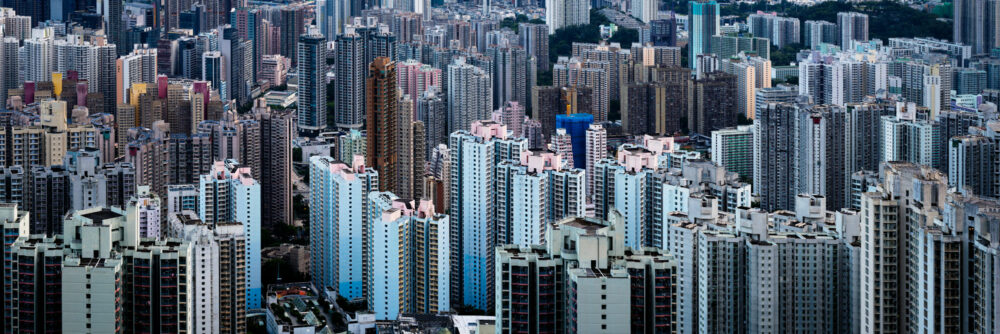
[487,45,532,110]
[252,99,295,226]
[711,125,753,181]
[553,58,610,122]
[396,59,442,104]
[447,58,493,134]
[689,1,720,70]
[418,89,447,156]
[837,12,869,50]
[545,0,589,34]
[689,71,737,134]
[949,123,1000,199]
[860,162,947,334]
[167,211,247,334]
[496,149,586,247]
[448,121,527,311]
[754,103,799,212]
[317,0,351,41]
[519,23,550,71]
[279,5,306,64]
[116,47,157,105]
[335,27,365,129]
[297,27,328,132]
[954,0,1000,55]
[366,192,450,320]
[198,160,262,309]
[804,20,839,49]
[495,213,677,332]
[0,37,19,107]
[309,155,378,301]
[366,57,401,195]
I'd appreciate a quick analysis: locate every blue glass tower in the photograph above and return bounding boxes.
[556,113,594,169]
[689,1,720,70]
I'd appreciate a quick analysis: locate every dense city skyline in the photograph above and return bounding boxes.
[0,0,998,333]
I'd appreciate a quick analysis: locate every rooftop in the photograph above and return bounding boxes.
[81,209,123,223]
[557,216,608,233]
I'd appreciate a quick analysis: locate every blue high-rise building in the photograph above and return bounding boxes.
[689,1,720,70]
[308,155,379,301]
[198,160,263,309]
[556,113,594,169]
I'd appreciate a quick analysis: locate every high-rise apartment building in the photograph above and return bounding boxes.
[748,12,800,47]
[335,27,365,129]
[754,103,800,212]
[1,203,28,333]
[545,0,589,34]
[630,0,657,23]
[396,59,442,107]
[448,121,527,311]
[297,27,327,132]
[317,0,351,40]
[366,57,402,195]
[65,148,136,212]
[0,100,106,169]
[754,102,850,211]
[26,165,70,235]
[532,85,594,139]
[252,99,295,226]
[496,213,677,333]
[664,195,860,333]
[487,45,532,110]
[337,129,366,166]
[860,162,946,334]
[689,71,737,134]
[711,125,753,180]
[804,20,839,49]
[949,121,999,199]
[553,57,610,122]
[689,1,720,70]
[496,150,585,246]
[167,211,247,334]
[708,34,770,60]
[519,23,550,70]
[447,57,493,135]
[116,47,157,105]
[585,123,607,196]
[720,57,757,119]
[837,12,869,50]
[366,193,450,320]
[418,89,447,156]
[198,160,261,308]
[309,155,378,301]
[126,186,161,240]
[954,0,1000,55]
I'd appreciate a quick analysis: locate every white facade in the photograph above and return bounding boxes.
[127,186,162,239]
[309,155,377,301]
[497,150,585,247]
[198,160,262,308]
[168,211,247,334]
[449,121,526,311]
[367,192,450,320]
[585,124,606,199]
[546,0,589,34]
[61,258,123,334]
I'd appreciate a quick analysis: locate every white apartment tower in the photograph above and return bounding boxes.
[366,192,450,320]
[198,160,262,308]
[449,120,526,311]
[309,155,378,301]
[585,123,606,198]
